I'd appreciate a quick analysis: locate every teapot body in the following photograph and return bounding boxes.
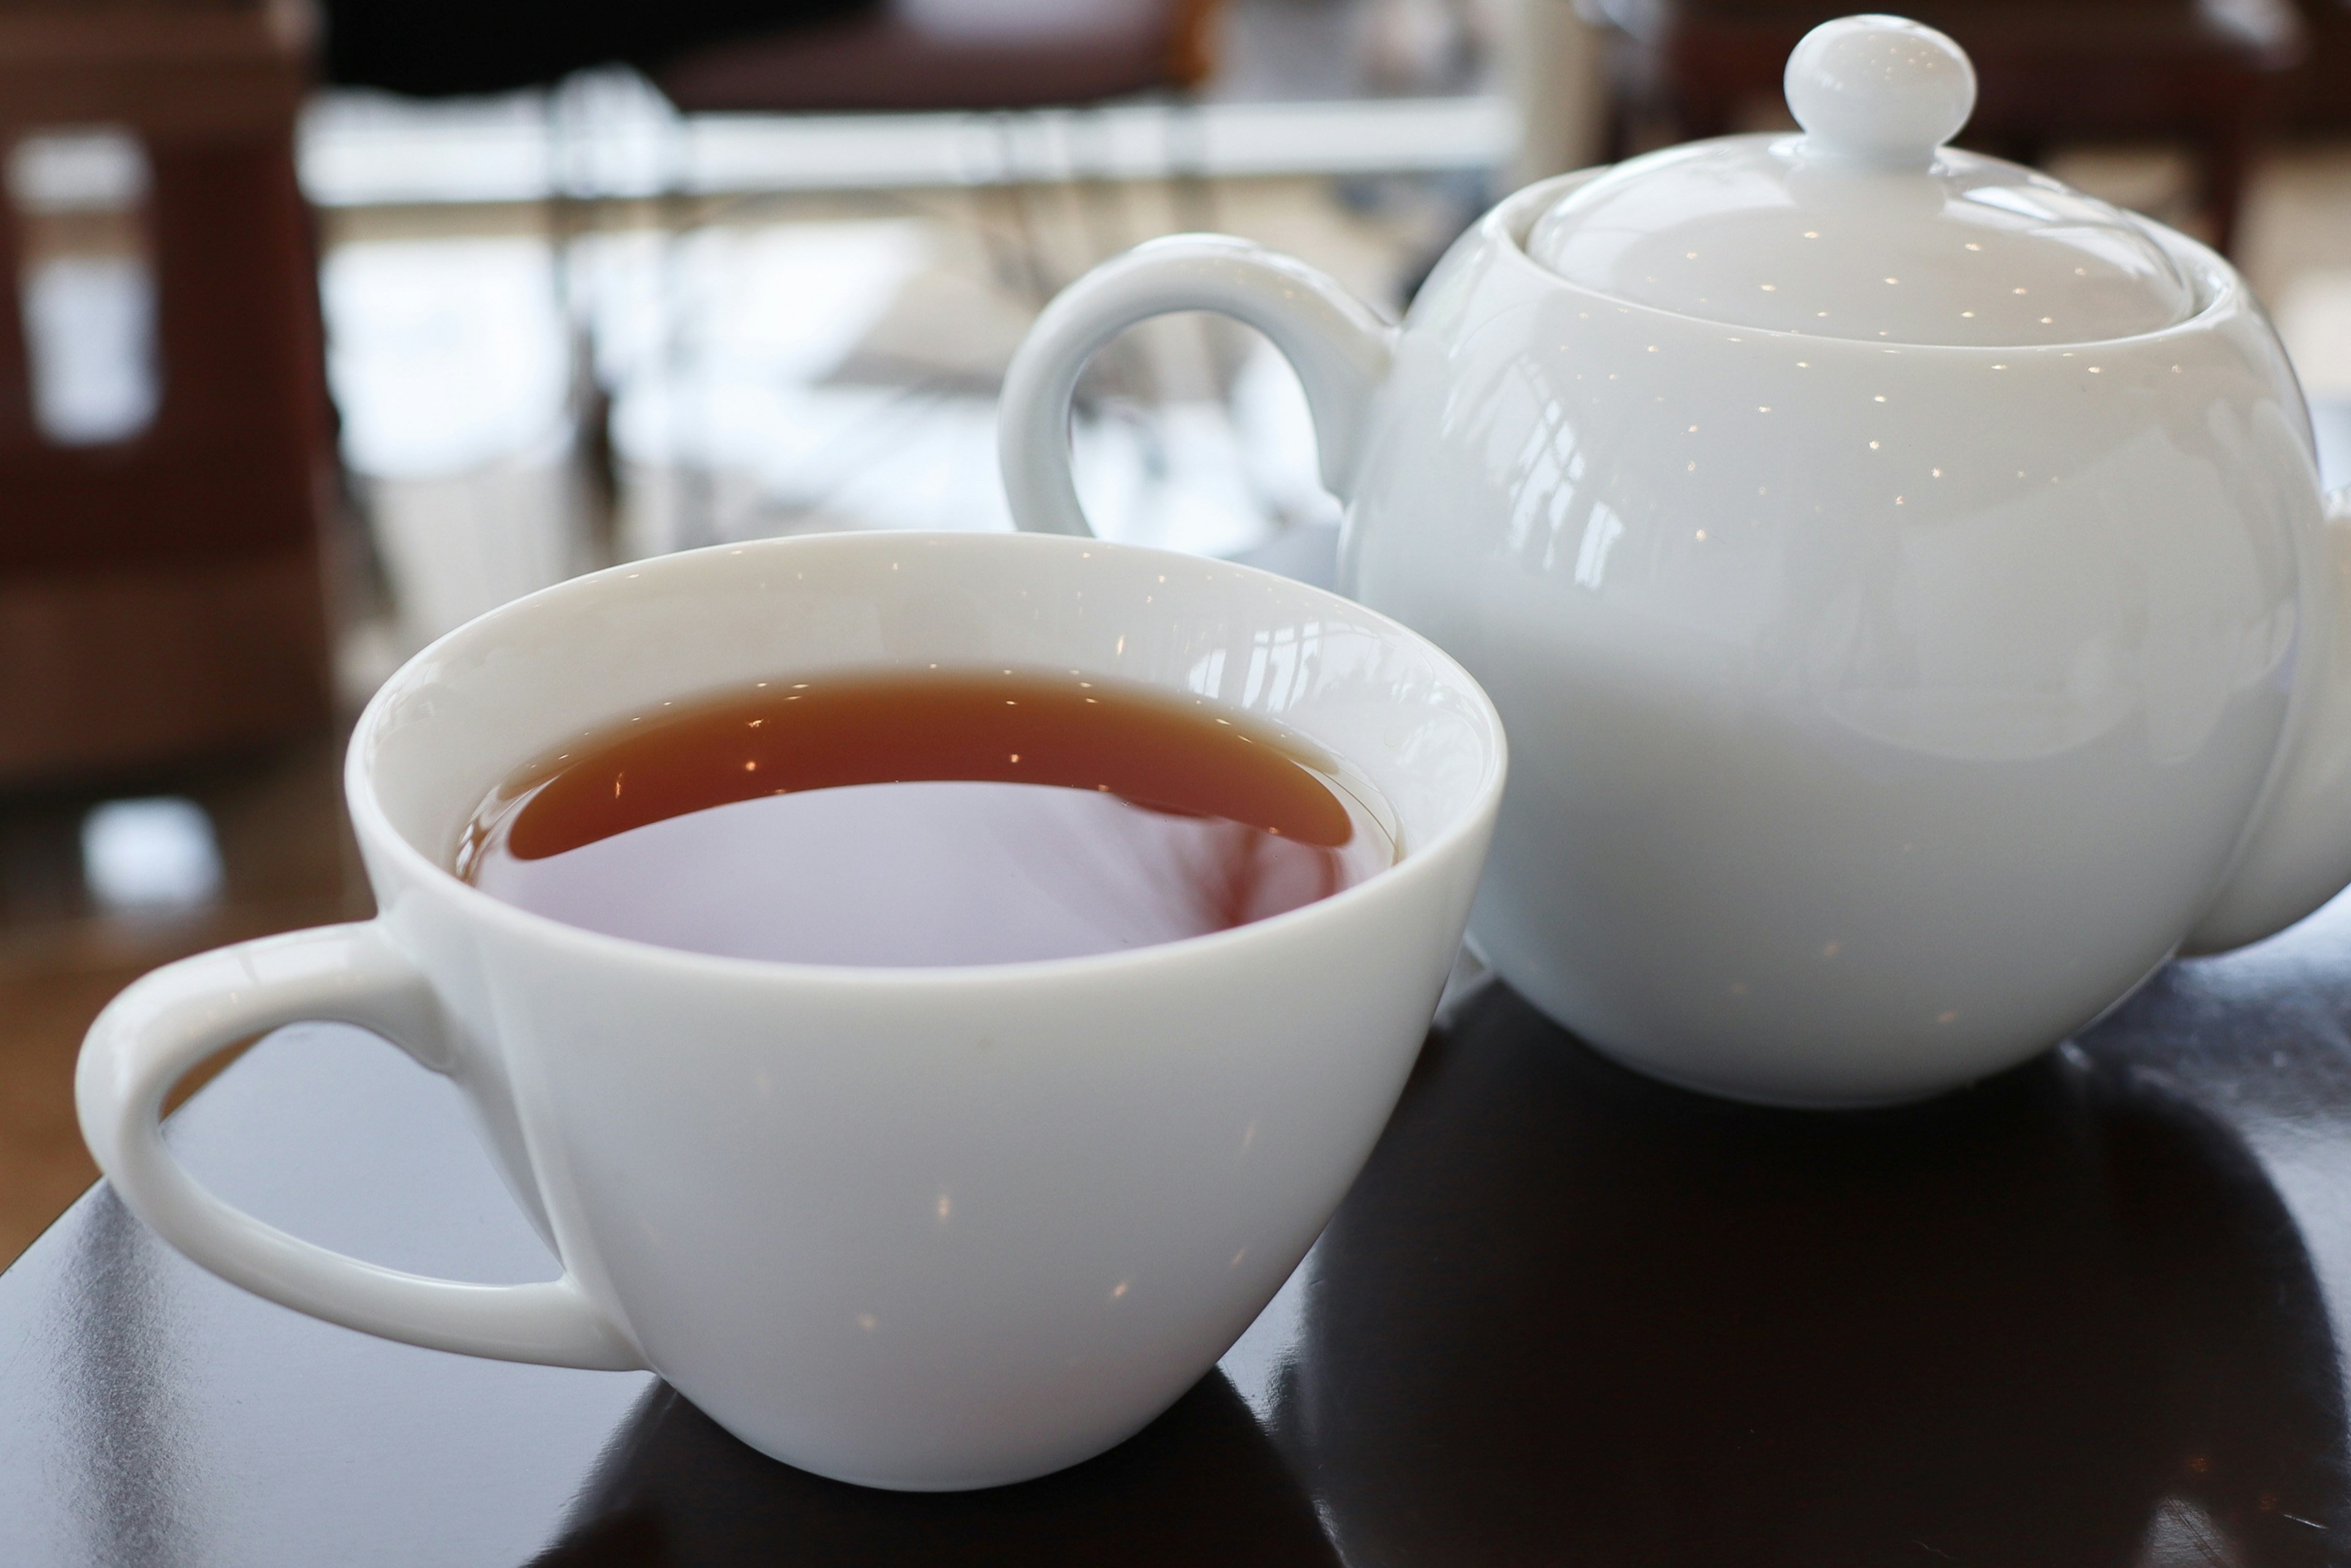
[1343,175,2326,1103]
[998,162,2349,1108]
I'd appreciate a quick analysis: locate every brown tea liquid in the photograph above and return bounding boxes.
[456,669,1398,966]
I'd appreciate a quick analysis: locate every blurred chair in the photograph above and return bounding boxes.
[2284,0,2351,130]
[658,0,1231,312]
[0,0,333,787]
[628,0,1230,558]
[1581,0,2308,255]
[654,0,1221,114]
[654,0,1228,307]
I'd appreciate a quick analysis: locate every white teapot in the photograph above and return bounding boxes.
[999,15,2351,1107]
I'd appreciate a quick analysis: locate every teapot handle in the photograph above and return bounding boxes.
[2189,484,2351,953]
[997,234,1395,538]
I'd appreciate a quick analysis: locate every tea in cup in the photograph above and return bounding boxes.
[77,530,1504,1490]
[455,666,1403,967]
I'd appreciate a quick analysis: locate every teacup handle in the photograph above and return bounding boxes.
[998,233,1395,537]
[75,921,643,1371]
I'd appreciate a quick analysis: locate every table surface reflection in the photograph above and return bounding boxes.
[9,896,2351,1566]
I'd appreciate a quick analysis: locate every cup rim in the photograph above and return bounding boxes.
[346,530,1508,987]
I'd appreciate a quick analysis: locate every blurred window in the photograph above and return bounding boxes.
[6,127,159,447]
[81,798,225,913]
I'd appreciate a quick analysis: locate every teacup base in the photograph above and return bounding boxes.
[745,1408,1172,1493]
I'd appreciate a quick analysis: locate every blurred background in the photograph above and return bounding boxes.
[2,0,2349,1266]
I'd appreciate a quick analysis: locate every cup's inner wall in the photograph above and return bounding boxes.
[359,533,1499,891]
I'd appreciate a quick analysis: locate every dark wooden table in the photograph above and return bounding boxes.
[7,883,2351,1566]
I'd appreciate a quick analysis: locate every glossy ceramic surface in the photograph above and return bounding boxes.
[1350,176,2331,1105]
[1523,19,2194,347]
[997,14,2351,1106]
[75,531,1505,1488]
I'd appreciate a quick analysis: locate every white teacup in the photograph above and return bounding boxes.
[75,531,1504,1490]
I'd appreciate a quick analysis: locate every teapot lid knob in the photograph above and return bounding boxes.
[1786,14,1976,167]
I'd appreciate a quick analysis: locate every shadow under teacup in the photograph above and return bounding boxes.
[75,530,1505,1490]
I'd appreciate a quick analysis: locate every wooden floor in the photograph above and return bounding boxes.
[0,727,371,1265]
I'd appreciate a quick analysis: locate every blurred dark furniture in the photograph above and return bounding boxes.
[0,0,333,788]
[655,0,1222,114]
[2286,0,2351,130]
[320,0,879,97]
[1582,0,2309,256]
[647,0,1230,492]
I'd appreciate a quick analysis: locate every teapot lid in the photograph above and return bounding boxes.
[1524,15,2195,347]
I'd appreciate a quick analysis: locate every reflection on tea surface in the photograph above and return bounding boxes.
[459,670,1397,966]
